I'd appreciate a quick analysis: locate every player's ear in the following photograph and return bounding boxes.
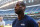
[22,7,26,11]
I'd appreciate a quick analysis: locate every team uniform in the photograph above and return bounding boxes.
[12,15,39,27]
[0,21,5,27]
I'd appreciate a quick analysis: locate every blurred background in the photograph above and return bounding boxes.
[0,0,40,27]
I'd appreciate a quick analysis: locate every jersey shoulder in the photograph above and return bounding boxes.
[25,15,38,27]
[24,15,36,22]
[12,18,17,25]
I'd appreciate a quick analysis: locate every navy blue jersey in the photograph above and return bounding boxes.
[12,15,39,27]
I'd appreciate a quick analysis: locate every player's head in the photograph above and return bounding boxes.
[15,1,26,14]
[0,16,3,21]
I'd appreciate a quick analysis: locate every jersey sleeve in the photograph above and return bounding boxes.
[28,19,39,27]
[3,21,5,27]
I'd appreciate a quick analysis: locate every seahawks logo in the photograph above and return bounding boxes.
[21,24,25,26]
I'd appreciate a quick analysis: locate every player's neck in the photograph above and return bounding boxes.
[18,13,24,20]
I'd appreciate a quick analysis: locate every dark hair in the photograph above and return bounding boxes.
[17,1,26,7]
[20,1,26,7]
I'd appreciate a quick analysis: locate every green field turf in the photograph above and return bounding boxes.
[5,26,12,27]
